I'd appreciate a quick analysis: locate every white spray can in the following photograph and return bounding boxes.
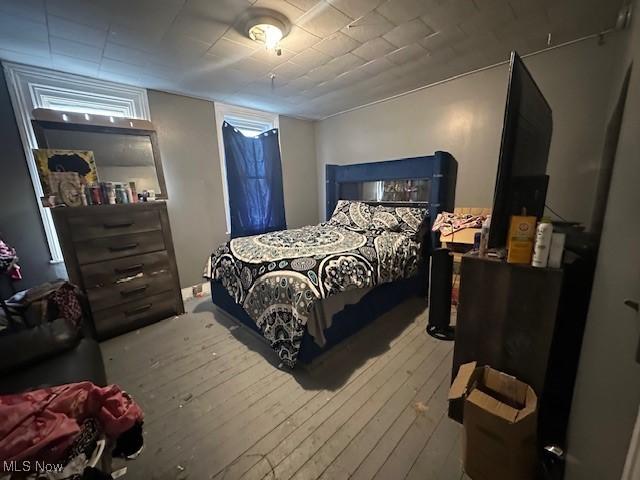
[532,218,553,268]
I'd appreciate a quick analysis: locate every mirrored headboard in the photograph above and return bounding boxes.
[325,151,458,227]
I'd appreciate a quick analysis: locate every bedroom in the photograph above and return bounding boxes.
[0,0,638,479]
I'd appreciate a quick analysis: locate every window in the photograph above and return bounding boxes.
[3,62,150,263]
[214,102,279,234]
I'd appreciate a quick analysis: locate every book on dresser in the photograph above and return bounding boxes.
[52,202,184,340]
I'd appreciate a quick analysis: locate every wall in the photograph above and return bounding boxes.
[315,35,626,226]
[279,116,319,228]
[147,90,226,289]
[0,68,65,290]
[148,90,318,288]
[565,3,640,478]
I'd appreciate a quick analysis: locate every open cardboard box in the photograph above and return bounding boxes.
[449,362,538,480]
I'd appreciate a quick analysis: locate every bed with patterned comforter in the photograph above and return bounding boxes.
[204,201,428,367]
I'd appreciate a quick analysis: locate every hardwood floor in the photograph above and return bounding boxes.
[101,296,468,480]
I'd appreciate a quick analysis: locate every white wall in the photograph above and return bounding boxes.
[280,115,319,228]
[315,34,626,226]
[565,3,640,477]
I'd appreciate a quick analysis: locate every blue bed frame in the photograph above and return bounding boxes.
[210,152,457,366]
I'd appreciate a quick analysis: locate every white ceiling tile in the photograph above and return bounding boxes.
[328,0,384,19]
[313,31,360,56]
[306,63,337,82]
[273,61,310,80]
[421,0,478,31]
[298,2,353,36]
[185,0,252,23]
[375,0,433,25]
[419,26,466,53]
[359,55,395,76]
[166,11,229,45]
[51,54,100,77]
[50,36,103,63]
[45,0,110,29]
[286,0,323,10]
[252,0,306,21]
[0,0,46,24]
[107,23,164,52]
[228,56,275,76]
[0,36,50,58]
[287,75,317,90]
[279,26,322,53]
[383,18,433,47]
[458,4,516,36]
[385,42,427,65]
[103,42,151,65]
[326,52,365,71]
[251,47,295,65]
[352,36,396,60]
[49,15,107,47]
[0,13,48,43]
[341,11,394,43]
[289,48,332,68]
[0,47,51,67]
[208,37,258,60]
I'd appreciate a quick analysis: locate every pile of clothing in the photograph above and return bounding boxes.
[0,382,144,479]
[0,239,20,281]
[432,212,489,237]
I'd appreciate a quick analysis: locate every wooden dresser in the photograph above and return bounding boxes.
[52,202,184,340]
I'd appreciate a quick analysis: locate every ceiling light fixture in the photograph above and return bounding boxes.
[242,10,290,56]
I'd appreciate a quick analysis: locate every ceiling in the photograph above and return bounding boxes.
[0,0,626,119]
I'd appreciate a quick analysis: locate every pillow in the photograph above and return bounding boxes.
[327,200,374,231]
[371,205,429,237]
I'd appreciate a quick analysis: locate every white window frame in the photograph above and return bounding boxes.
[2,62,150,263]
[214,102,279,234]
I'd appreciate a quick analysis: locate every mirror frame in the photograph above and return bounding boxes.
[31,108,168,200]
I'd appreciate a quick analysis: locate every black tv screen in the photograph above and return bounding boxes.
[488,51,553,249]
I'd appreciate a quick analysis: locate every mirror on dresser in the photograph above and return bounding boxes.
[33,109,184,339]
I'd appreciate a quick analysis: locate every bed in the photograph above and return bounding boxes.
[205,151,457,367]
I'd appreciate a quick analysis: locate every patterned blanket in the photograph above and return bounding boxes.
[204,221,423,367]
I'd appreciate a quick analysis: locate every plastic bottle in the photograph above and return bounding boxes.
[548,233,566,268]
[478,216,490,257]
[531,218,553,268]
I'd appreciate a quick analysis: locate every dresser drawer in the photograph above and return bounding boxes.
[75,231,165,265]
[86,258,176,311]
[69,209,161,241]
[81,251,170,288]
[93,292,180,340]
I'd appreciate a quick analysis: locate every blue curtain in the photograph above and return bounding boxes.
[222,121,287,238]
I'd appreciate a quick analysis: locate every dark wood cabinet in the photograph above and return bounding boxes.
[452,255,563,396]
[451,250,597,451]
[53,202,184,339]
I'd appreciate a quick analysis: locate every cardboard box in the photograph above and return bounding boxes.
[448,362,538,480]
[507,216,537,264]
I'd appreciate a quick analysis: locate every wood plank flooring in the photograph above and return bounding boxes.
[101,296,468,480]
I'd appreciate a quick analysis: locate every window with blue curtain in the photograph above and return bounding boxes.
[221,121,287,238]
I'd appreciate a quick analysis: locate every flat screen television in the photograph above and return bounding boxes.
[488,51,553,249]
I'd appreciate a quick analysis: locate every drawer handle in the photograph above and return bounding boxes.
[125,304,152,316]
[109,243,138,252]
[114,263,144,274]
[104,221,134,229]
[121,285,148,296]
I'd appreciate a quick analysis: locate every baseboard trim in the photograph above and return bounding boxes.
[181,281,211,301]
